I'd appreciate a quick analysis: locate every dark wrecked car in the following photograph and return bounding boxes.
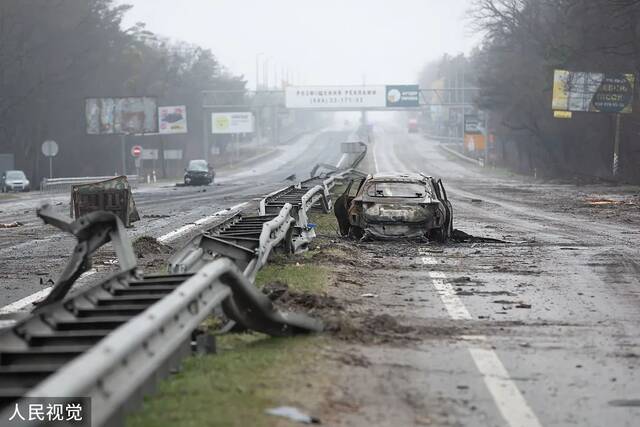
[334,172,453,241]
[184,159,215,186]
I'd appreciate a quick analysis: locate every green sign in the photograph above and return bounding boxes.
[386,85,420,107]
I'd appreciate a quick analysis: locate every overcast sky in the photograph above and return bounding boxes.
[121,0,479,88]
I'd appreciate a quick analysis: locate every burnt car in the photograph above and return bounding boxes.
[334,172,453,241]
[184,159,215,186]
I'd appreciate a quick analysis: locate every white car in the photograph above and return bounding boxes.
[1,170,30,192]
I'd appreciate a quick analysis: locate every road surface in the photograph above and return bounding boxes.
[0,130,345,315]
[319,124,640,426]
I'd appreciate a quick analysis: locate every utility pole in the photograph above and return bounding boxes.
[613,113,621,177]
[120,134,127,175]
[202,92,209,160]
[255,53,264,90]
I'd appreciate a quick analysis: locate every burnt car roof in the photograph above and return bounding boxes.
[368,172,432,182]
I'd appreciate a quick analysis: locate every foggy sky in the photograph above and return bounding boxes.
[121,0,479,88]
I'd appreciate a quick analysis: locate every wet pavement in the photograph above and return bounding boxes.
[0,130,346,311]
[309,125,640,426]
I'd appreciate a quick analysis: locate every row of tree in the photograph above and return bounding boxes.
[420,0,640,182]
[0,0,245,181]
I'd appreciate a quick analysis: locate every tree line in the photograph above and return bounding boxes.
[420,0,640,182]
[0,0,245,181]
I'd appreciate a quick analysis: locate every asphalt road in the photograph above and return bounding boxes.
[0,130,346,313]
[351,124,640,426]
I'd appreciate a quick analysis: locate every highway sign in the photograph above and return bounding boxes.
[386,85,420,107]
[141,149,159,160]
[41,140,59,157]
[131,145,143,158]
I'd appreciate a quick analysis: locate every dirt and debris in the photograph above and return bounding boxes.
[0,221,23,229]
[143,214,171,219]
[132,236,173,258]
[451,229,505,243]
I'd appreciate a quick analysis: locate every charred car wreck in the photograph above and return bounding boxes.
[335,172,453,241]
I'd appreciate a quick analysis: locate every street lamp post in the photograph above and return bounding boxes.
[263,57,272,89]
[255,52,264,90]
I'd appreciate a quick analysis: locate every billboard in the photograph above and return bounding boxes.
[464,114,485,152]
[211,112,254,134]
[159,105,188,134]
[86,97,158,135]
[386,85,420,107]
[552,70,635,114]
[285,86,386,109]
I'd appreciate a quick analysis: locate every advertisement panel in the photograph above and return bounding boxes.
[86,97,158,135]
[158,105,188,134]
[285,86,386,109]
[386,85,420,107]
[211,112,255,134]
[464,114,485,152]
[552,70,635,113]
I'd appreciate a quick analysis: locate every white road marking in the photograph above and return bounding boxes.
[0,202,248,317]
[157,202,247,244]
[428,270,472,320]
[470,347,542,427]
[421,256,542,427]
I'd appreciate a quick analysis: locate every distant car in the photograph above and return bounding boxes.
[407,118,419,133]
[184,159,215,186]
[334,172,453,241]
[1,170,30,192]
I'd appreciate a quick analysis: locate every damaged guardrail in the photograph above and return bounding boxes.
[40,175,140,193]
[169,203,296,281]
[0,205,322,426]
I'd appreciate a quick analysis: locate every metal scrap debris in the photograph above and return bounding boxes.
[266,406,320,424]
[585,198,636,206]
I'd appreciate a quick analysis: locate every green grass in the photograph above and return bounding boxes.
[127,334,325,427]
[127,187,344,426]
[256,263,329,294]
[0,193,17,200]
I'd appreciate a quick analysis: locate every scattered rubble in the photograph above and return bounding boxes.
[0,222,23,229]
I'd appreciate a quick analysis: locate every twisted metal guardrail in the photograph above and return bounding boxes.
[0,138,368,426]
[0,204,321,426]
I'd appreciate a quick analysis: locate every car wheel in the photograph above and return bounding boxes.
[429,227,447,243]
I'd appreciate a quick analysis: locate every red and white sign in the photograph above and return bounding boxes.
[131,145,143,158]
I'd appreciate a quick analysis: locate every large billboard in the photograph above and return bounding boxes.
[285,85,420,109]
[159,105,188,134]
[286,86,386,109]
[86,97,158,135]
[552,70,635,114]
[211,112,254,134]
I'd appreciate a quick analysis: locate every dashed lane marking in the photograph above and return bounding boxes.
[421,255,542,427]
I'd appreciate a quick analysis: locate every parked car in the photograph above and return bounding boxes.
[334,172,453,241]
[184,159,215,186]
[1,170,30,192]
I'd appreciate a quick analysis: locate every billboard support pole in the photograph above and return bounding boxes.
[203,109,209,160]
[613,113,621,177]
[121,134,127,176]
